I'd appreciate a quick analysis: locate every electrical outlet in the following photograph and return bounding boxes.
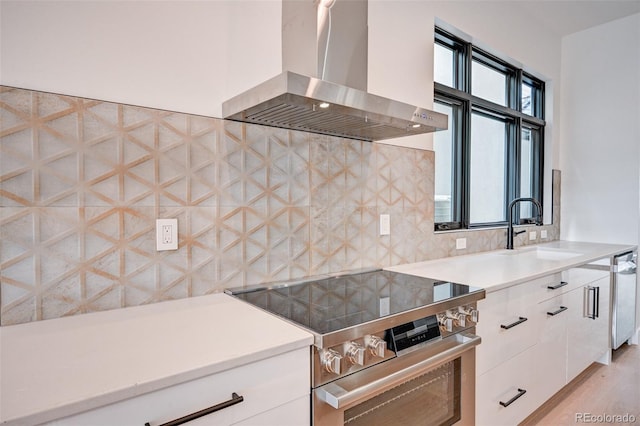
[380,214,390,236]
[456,238,467,250]
[541,229,548,239]
[156,219,178,251]
[529,231,537,241]
[162,225,173,244]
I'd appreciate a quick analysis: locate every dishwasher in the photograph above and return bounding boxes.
[611,251,637,349]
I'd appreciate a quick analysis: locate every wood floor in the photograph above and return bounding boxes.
[521,343,640,425]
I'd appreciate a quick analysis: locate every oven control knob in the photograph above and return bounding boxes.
[459,306,479,323]
[437,313,453,332]
[470,309,479,323]
[320,348,342,375]
[447,310,467,327]
[365,335,387,358]
[345,342,366,366]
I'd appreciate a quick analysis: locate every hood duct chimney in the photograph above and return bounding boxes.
[222,0,447,142]
[282,0,368,91]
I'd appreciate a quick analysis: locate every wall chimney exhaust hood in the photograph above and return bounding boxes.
[222,0,447,142]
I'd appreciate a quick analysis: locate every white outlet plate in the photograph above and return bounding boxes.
[380,214,390,236]
[379,297,390,316]
[156,219,178,251]
[529,231,537,241]
[456,238,466,250]
[541,230,548,239]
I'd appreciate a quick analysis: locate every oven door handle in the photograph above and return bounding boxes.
[315,333,481,409]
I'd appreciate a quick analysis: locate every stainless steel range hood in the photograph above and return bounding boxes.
[222,0,447,142]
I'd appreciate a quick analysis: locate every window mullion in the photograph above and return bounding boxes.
[533,125,544,209]
[471,94,545,126]
[460,98,471,228]
[510,117,522,223]
[461,43,472,93]
[513,69,523,112]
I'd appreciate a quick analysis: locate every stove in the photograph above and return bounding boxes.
[227,269,485,425]
[225,269,484,386]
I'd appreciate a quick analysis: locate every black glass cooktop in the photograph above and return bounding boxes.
[227,270,482,335]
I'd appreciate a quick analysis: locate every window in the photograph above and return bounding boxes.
[434,27,545,230]
[469,111,509,223]
[471,60,508,106]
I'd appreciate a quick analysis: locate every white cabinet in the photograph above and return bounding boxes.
[475,277,546,426]
[530,292,569,409]
[476,267,610,426]
[45,347,310,426]
[566,275,610,381]
[476,277,547,375]
[476,347,537,426]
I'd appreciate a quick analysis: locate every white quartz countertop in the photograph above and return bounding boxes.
[386,240,636,293]
[0,293,313,426]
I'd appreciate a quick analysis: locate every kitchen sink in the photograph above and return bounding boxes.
[498,246,584,261]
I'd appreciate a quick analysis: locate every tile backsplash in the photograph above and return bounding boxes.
[0,86,560,325]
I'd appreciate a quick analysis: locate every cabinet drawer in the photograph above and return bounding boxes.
[476,348,537,426]
[476,282,541,374]
[46,348,310,426]
[530,293,570,408]
[235,395,309,426]
[532,273,567,302]
[562,268,609,293]
[534,269,610,303]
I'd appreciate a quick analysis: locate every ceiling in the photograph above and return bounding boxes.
[513,0,640,36]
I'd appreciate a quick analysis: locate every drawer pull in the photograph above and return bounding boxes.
[547,281,568,290]
[547,306,568,316]
[145,392,244,426]
[499,388,527,408]
[500,317,528,330]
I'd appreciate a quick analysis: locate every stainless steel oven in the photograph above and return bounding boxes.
[313,332,478,425]
[226,269,485,426]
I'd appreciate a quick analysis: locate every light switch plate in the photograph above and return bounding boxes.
[529,231,537,241]
[380,214,390,236]
[456,238,467,250]
[156,219,178,251]
[541,230,548,239]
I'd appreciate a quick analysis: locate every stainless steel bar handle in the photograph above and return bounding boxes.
[547,281,568,290]
[584,287,591,318]
[144,392,244,426]
[316,333,481,409]
[500,317,528,330]
[547,306,568,316]
[499,388,527,407]
[584,286,597,319]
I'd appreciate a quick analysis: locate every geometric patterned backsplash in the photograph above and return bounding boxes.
[0,86,560,325]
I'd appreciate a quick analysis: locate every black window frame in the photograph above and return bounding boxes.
[434,27,545,231]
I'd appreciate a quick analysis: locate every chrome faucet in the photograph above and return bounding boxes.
[506,197,543,250]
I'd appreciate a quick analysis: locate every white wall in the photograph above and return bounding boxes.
[559,13,640,337]
[0,0,282,118]
[1,0,564,223]
[2,2,561,143]
[559,14,640,245]
[368,0,563,222]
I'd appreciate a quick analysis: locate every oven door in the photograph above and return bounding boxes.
[313,333,479,426]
